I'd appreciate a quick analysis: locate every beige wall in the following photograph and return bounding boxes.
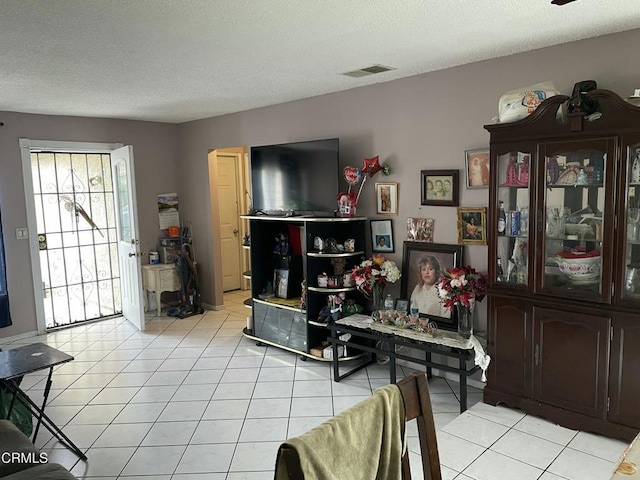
[1,28,638,338]
[178,28,640,331]
[0,113,180,337]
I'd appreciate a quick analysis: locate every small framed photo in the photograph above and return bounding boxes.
[465,148,490,189]
[375,182,398,215]
[371,219,394,253]
[407,217,434,242]
[421,170,459,206]
[395,299,409,312]
[457,207,487,245]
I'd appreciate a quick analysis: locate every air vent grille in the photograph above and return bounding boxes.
[342,64,395,78]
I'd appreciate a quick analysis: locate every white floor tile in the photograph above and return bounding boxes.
[120,445,186,476]
[183,369,224,384]
[230,441,282,472]
[157,400,207,421]
[513,414,578,446]
[176,443,236,473]
[141,420,198,446]
[436,431,486,472]
[113,402,167,423]
[71,446,136,477]
[464,449,543,480]
[93,422,153,447]
[490,428,565,469]
[239,418,289,442]
[442,412,510,448]
[253,381,294,398]
[220,367,260,383]
[287,416,333,438]
[211,382,256,400]
[567,431,628,463]
[467,402,526,427]
[548,447,617,480]
[191,419,243,444]
[202,399,250,420]
[247,398,291,418]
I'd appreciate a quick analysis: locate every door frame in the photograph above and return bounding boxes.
[208,147,250,300]
[19,139,123,333]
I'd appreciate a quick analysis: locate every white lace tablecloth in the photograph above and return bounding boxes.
[335,314,491,381]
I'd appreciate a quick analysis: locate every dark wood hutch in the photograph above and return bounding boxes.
[484,89,640,441]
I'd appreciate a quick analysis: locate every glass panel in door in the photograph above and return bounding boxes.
[496,151,531,286]
[624,143,640,301]
[542,147,605,297]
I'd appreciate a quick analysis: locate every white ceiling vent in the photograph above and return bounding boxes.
[342,64,395,78]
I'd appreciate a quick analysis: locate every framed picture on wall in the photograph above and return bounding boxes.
[375,182,398,215]
[420,170,459,206]
[371,219,394,253]
[400,241,464,330]
[465,148,490,189]
[457,207,487,245]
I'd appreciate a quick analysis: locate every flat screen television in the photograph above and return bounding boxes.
[250,138,339,216]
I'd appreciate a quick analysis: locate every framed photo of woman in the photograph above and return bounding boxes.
[400,241,464,330]
[457,207,487,245]
[465,148,490,189]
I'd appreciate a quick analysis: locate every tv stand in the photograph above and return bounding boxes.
[241,215,368,360]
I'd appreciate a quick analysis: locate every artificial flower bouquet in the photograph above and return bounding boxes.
[351,254,401,297]
[436,265,488,311]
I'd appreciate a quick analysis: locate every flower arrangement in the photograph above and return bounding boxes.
[351,254,401,297]
[436,265,488,311]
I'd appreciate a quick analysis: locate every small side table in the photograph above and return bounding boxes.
[142,264,181,316]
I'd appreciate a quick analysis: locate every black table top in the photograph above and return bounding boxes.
[0,343,74,380]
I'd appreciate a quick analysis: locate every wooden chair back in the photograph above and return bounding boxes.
[397,372,442,480]
[278,372,441,479]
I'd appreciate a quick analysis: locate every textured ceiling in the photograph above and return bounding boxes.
[1,0,639,123]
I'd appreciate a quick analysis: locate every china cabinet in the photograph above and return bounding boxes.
[484,89,640,441]
[241,215,367,360]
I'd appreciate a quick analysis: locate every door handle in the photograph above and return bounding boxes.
[233,229,239,236]
[128,252,146,257]
[534,344,540,366]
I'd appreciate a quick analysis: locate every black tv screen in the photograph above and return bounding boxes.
[250,138,339,215]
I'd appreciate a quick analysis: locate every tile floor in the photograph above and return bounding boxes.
[0,289,631,479]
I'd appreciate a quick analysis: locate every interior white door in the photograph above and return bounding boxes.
[217,154,242,291]
[111,146,145,330]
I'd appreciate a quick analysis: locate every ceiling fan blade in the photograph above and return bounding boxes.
[551,0,578,5]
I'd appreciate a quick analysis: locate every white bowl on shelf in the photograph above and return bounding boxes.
[555,254,601,281]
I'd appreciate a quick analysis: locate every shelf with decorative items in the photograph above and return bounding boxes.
[485,88,640,441]
[242,215,368,360]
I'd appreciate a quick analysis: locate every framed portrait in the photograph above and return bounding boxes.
[400,241,464,330]
[465,148,490,189]
[420,170,459,206]
[457,207,487,245]
[375,182,398,215]
[371,219,394,253]
[407,217,434,242]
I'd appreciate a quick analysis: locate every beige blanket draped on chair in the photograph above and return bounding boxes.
[275,384,406,480]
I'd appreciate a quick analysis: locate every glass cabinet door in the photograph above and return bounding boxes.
[624,142,640,301]
[541,142,608,301]
[495,150,531,286]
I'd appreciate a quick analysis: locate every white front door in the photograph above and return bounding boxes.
[111,146,145,330]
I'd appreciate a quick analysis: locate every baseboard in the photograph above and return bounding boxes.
[201,302,223,311]
[0,330,39,344]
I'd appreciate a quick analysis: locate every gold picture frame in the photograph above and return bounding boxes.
[457,207,487,245]
[375,182,398,215]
